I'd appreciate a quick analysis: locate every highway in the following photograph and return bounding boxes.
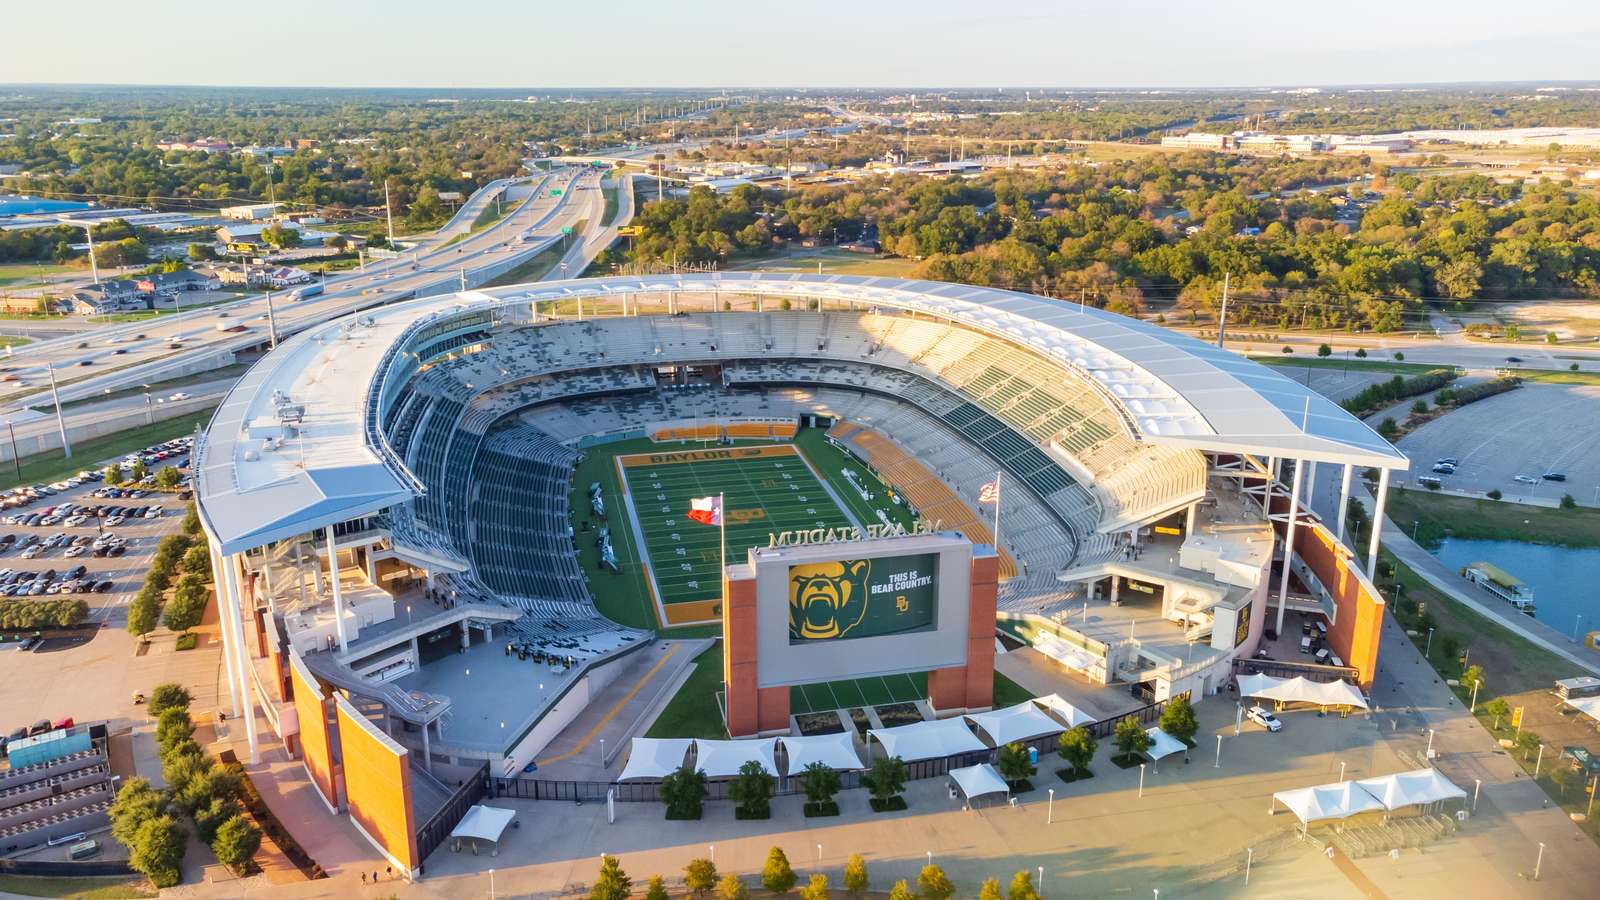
[0,164,626,415]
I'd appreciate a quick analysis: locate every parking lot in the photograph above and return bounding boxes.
[1397,382,1600,506]
[0,436,194,637]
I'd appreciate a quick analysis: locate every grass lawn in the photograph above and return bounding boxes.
[0,406,216,492]
[1249,355,1456,376]
[1517,368,1600,387]
[0,261,80,288]
[0,335,33,349]
[0,875,153,899]
[568,437,659,631]
[645,641,728,740]
[1384,486,1600,549]
[482,232,577,288]
[601,185,620,226]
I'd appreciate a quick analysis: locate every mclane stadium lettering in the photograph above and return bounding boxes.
[766,518,942,549]
[788,553,939,643]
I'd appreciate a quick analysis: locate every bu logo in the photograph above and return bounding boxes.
[725,507,766,526]
[789,560,871,640]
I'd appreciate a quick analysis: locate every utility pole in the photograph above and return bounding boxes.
[46,362,70,459]
[264,291,279,349]
[1216,272,1231,349]
[384,180,396,245]
[5,421,20,481]
[265,162,276,206]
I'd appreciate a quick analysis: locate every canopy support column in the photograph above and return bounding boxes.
[1336,464,1353,545]
[1366,467,1391,578]
[1275,459,1305,637]
[326,525,348,653]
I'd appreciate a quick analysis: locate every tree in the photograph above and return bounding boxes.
[1355,348,1368,358]
[590,854,631,900]
[1394,351,1405,361]
[182,545,212,579]
[194,795,242,844]
[844,853,869,894]
[1317,343,1332,357]
[1550,763,1576,798]
[1483,697,1510,729]
[997,742,1033,785]
[109,777,166,848]
[130,459,148,482]
[1158,695,1199,745]
[862,755,907,808]
[260,223,302,249]
[800,761,841,812]
[187,242,219,261]
[1281,345,1293,354]
[1487,489,1502,500]
[1057,726,1096,776]
[1007,870,1041,900]
[1113,715,1151,761]
[716,874,750,900]
[211,814,260,873]
[155,466,182,488]
[129,815,187,888]
[1462,665,1485,694]
[685,858,719,896]
[127,596,160,637]
[800,873,830,900]
[918,864,955,900]
[148,683,193,717]
[979,878,1003,900]
[105,463,123,484]
[660,764,707,820]
[1561,494,1578,510]
[888,881,915,900]
[762,846,797,894]
[730,760,774,819]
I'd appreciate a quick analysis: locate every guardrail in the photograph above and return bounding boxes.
[415,759,489,864]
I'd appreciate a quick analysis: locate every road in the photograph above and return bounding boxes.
[0,165,626,414]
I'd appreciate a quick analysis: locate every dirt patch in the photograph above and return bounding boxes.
[1490,301,1600,339]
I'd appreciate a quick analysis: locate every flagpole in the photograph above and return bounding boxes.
[719,491,727,605]
[992,471,1002,556]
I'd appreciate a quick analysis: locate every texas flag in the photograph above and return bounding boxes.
[687,495,723,526]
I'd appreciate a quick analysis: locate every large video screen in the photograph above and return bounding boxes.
[787,553,938,643]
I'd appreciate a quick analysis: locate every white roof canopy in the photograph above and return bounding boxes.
[1032,631,1100,675]
[1355,769,1467,811]
[617,737,692,782]
[449,804,516,844]
[1238,674,1367,709]
[1273,781,1387,824]
[1144,727,1188,762]
[1565,696,1600,724]
[694,738,778,778]
[778,732,864,773]
[1034,693,1096,728]
[966,701,1064,747]
[949,763,1011,801]
[869,718,987,762]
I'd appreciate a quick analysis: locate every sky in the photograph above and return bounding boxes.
[3,0,1598,89]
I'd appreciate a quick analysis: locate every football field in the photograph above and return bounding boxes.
[618,444,857,623]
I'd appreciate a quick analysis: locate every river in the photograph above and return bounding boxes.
[1433,538,1600,637]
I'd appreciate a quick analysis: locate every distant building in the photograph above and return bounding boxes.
[135,270,217,296]
[1162,132,1232,150]
[220,203,281,221]
[158,138,231,153]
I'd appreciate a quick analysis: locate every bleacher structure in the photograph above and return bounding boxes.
[369,310,1213,616]
[0,728,115,856]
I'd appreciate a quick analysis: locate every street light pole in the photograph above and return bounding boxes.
[142,386,153,426]
[1138,763,1146,798]
[1047,787,1054,824]
[5,421,19,481]
[45,362,70,459]
[1425,627,1434,658]
[1426,729,1435,756]
[1473,779,1481,812]
[1533,842,1545,881]
[1215,734,1222,768]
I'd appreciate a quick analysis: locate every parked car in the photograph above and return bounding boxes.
[1514,474,1540,485]
[1542,472,1567,482]
[1246,706,1282,732]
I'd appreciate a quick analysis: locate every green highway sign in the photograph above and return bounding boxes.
[561,226,574,235]
[550,189,563,196]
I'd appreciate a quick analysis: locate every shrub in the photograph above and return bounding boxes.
[1158,695,1199,744]
[1355,348,1367,358]
[1411,399,1428,414]
[997,742,1033,785]
[1487,489,1502,500]
[1281,345,1293,354]
[1057,726,1096,776]
[174,763,242,816]
[194,795,242,844]
[761,846,796,894]
[1317,343,1331,357]
[182,502,201,535]
[979,878,1003,900]
[129,815,187,888]
[109,778,166,848]
[590,854,630,900]
[1393,351,1404,361]
[800,873,830,900]
[685,858,719,896]
[148,683,193,717]
[210,814,261,874]
[918,864,955,900]
[844,853,869,894]
[174,632,198,651]
[0,598,88,628]
[1561,494,1577,510]
[1377,417,1399,438]
[888,881,915,900]
[646,875,670,900]
[155,709,194,752]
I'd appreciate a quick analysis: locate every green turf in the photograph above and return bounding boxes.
[0,407,215,493]
[568,438,658,630]
[620,442,855,608]
[0,874,154,899]
[645,641,728,740]
[790,671,926,715]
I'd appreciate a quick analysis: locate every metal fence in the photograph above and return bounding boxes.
[490,693,1189,804]
[0,858,133,877]
[415,760,490,862]
[1232,657,1360,684]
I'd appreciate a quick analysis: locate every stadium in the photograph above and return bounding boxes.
[193,273,1406,875]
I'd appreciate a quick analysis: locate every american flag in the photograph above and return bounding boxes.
[978,480,1000,504]
[686,495,722,526]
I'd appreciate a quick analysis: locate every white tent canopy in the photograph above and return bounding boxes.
[1272,781,1386,825]
[695,739,778,778]
[966,701,1064,747]
[1033,631,1100,674]
[949,763,1010,801]
[869,718,987,762]
[1237,674,1367,709]
[1144,727,1187,762]
[1564,696,1600,724]
[1355,769,1467,811]
[778,732,864,773]
[617,737,693,782]
[1035,693,1096,728]
[449,804,516,846]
